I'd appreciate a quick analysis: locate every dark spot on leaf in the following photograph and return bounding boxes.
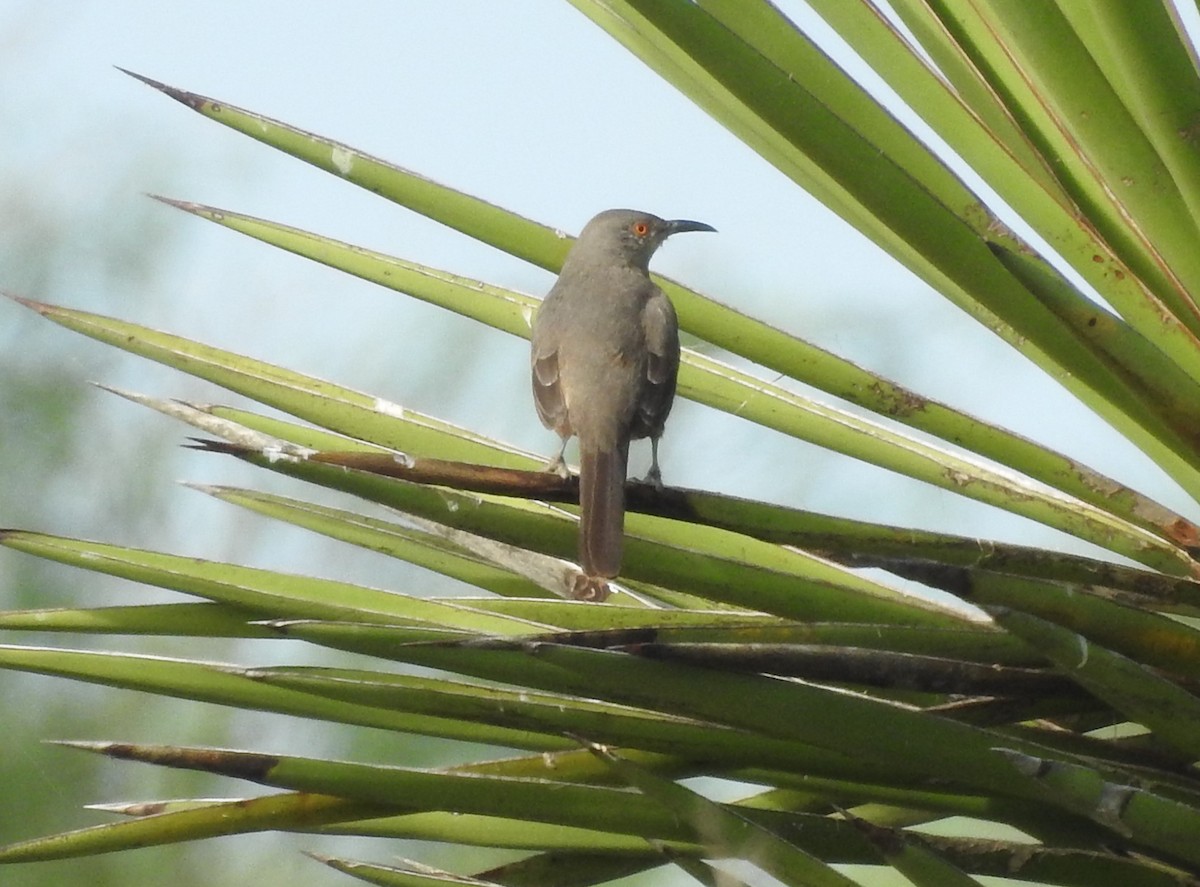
[99,742,280,780]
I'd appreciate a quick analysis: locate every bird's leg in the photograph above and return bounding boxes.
[644,436,664,490]
[544,435,571,479]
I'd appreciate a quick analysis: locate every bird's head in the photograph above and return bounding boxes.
[571,208,716,271]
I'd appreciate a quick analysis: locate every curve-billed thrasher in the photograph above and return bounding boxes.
[531,209,715,593]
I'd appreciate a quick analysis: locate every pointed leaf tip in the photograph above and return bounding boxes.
[89,381,143,402]
[148,193,205,214]
[50,741,282,778]
[178,480,225,496]
[114,66,170,91]
[183,438,254,456]
[147,193,183,207]
[45,739,110,753]
[116,68,211,112]
[0,291,47,312]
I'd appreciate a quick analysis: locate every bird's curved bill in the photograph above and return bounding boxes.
[665,219,717,235]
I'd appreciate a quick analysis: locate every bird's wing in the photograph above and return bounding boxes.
[531,339,569,435]
[636,288,680,435]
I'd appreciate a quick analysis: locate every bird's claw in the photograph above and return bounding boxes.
[544,453,571,479]
[572,574,611,602]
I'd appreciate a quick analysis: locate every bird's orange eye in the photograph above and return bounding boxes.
[631,221,650,236]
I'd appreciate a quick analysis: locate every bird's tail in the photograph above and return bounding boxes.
[578,440,630,579]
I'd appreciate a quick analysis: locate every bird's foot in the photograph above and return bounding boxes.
[543,453,571,479]
[572,573,611,602]
[643,464,664,491]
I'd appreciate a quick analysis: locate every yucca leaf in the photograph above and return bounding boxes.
[989,608,1200,761]
[267,622,1130,810]
[120,78,1200,550]
[0,601,274,636]
[570,0,1200,499]
[811,0,1200,371]
[214,451,964,624]
[990,242,1200,474]
[996,749,1200,868]
[0,530,542,634]
[186,400,1200,595]
[953,571,1200,680]
[838,808,986,887]
[149,200,1200,564]
[589,743,861,887]
[809,0,1058,191]
[489,620,1034,665]
[263,622,987,789]
[943,1,1200,328]
[0,792,387,863]
[1057,3,1200,229]
[479,640,1193,813]
[0,645,563,750]
[474,852,660,887]
[8,295,532,467]
[32,285,1190,583]
[188,484,559,600]
[36,741,792,845]
[308,856,503,887]
[240,666,874,782]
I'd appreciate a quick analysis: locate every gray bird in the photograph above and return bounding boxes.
[531,208,715,590]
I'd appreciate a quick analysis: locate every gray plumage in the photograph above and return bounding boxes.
[531,208,714,586]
